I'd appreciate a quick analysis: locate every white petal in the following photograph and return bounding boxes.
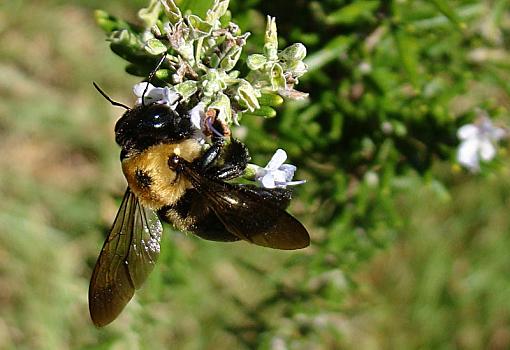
[261,174,276,188]
[266,149,287,170]
[479,139,496,161]
[133,82,154,97]
[491,127,507,141]
[189,102,205,130]
[145,88,167,102]
[254,166,267,179]
[457,124,479,140]
[271,170,289,184]
[457,139,480,170]
[163,87,180,105]
[284,180,307,186]
[279,164,297,181]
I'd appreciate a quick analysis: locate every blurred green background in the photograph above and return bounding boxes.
[2,0,510,349]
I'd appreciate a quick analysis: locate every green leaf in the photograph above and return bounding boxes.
[237,80,261,112]
[145,38,168,55]
[206,0,230,24]
[430,0,466,32]
[241,106,277,118]
[270,63,286,91]
[94,10,132,34]
[258,92,283,107]
[264,16,278,61]
[187,14,213,39]
[326,1,380,25]
[160,0,182,24]
[393,27,419,89]
[174,80,198,100]
[304,35,354,73]
[247,54,267,71]
[155,69,174,81]
[220,46,242,71]
[138,0,162,28]
[279,43,307,62]
[109,30,155,66]
[209,92,232,124]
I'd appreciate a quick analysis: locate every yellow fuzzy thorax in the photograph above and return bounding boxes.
[121,139,203,209]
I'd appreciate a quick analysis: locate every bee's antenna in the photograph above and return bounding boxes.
[142,53,167,106]
[93,82,130,110]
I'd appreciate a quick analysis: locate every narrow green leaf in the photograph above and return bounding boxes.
[326,1,380,25]
[393,27,419,89]
[304,35,354,73]
[241,106,277,118]
[430,0,467,32]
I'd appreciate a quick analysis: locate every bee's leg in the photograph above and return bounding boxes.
[194,137,225,171]
[191,115,228,171]
[209,139,250,180]
[158,189,240,242]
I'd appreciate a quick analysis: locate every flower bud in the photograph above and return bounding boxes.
[280,43,307,62]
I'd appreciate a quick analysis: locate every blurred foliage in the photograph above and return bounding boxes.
[1,0,510,349]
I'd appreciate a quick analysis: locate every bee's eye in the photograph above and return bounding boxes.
[168,154,180,170]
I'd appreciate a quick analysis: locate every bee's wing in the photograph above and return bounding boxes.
[197,180,310,250]
[89,188,163,327]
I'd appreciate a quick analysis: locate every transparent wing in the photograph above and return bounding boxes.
[88,188,163,327]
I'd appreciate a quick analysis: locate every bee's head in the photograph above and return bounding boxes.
[115,103,193,155]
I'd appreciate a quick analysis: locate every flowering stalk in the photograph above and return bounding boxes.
[95,0,308,188]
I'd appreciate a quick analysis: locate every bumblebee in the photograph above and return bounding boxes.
[89,79,310,327]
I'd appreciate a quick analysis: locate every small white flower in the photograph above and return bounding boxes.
[133,82,180,107]
[189,102,206,130]
[189,102,207,143]
[254,149,306,188]
[457,115,506,171]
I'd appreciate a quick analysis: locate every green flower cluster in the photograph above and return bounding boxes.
[94,0,308,126]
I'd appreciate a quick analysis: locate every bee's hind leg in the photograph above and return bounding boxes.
[209,139,250,180]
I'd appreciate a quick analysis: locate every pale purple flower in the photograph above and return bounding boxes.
[189,102,207,143]
[254,149,306,188]
[133,82,180,107]
[189,102,206,130]
[457,116,506,171]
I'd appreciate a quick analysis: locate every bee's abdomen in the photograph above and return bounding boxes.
[158,189,240,242]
